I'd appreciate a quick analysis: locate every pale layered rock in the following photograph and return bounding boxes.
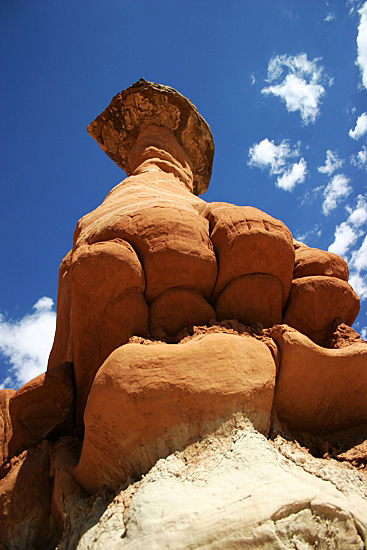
[294,246,349,281]
[202,202,295,306]
[61,427,367,549]
[271,325,367,433]
[73,332,276,494]
[8,362,74,458]
[283,276,360,345]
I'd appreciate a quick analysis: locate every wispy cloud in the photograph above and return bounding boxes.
[261,53,330,124]
[296,224,322,244]
[247,138,307,191]
[350,145,367,169]
[318,150,344,175]
[0,297,56,389]
[349,112,367,139]
[322,174,352,215]
[324,12,335,22]
[329,195,367,299]
[356,2,367,90]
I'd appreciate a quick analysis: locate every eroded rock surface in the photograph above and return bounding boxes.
[1,79,367,549]
[60,426,367,549]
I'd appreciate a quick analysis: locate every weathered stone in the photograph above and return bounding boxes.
[64,427,367,549]
[215,273,283,327]
[202,202,295,306]
[271,325,367,433]
[0,441,57,549]
[48,251,73,369]
[149,287,215,336]
[283,276,360,344]
[4,79,367,548]
[70,239,149,425]
[294,246,349,281]
[0,389,16,465]
[73,332,276,494]
[8,362,74,458]
[87,79,214,195]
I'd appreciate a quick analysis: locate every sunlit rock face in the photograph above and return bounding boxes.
[0,80,366,549]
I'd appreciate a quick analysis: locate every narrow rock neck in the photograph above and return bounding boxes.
[128,125,194,193]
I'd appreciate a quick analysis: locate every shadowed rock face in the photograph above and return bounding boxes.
[0,80,366,548]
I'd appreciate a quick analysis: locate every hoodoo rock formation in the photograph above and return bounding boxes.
[1,79,367,548]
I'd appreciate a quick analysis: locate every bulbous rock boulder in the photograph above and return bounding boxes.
[73,332,277,494]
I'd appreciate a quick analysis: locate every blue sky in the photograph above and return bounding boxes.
[1,0,367,388]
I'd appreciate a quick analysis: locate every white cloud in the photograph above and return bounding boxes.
[322,174,352,215]
[261,53,329,124]
[361,327,367,340]
[351,234,367,271]
[328,194,367,300]
[349,271,367,299]
[0,297,56,389]
[248,138,307,192]
[346,194,367,225]
[328,222,359,255]
[324,12,335,22]
[349,112,367,139]
[276,158,307,191]
[248,138,292,174]
[318,150,344,175]
[350,145,367,168]
[329,195,367,255]
[356,2,367,90]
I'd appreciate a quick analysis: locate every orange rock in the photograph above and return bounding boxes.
[70,239,149,426]
[149,287,216,336]
[283,276,360,345]
[74,185,217,304]
[215,274,283,328]
[48,252,73,369]
[8,362,74,458]
[72,332,276,494]
[271,326,367,433]
[293,247,349,281]
[203,203,295,306]
[0,389,15,465]
[0,441,57,548]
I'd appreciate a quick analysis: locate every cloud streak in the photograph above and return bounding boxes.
[328,195,367,299]
[0,297,56,389]
[261,53,329,124]
[350,145,367,169]
[322,174,352,215]
[357,2,367,90]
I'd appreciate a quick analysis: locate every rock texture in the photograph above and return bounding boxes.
[1,80,367,549]
[59,426,367,549]
[271,325,367,433]
[73,332,276,494]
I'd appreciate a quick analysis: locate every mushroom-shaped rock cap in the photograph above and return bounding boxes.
[87,79,214,195]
